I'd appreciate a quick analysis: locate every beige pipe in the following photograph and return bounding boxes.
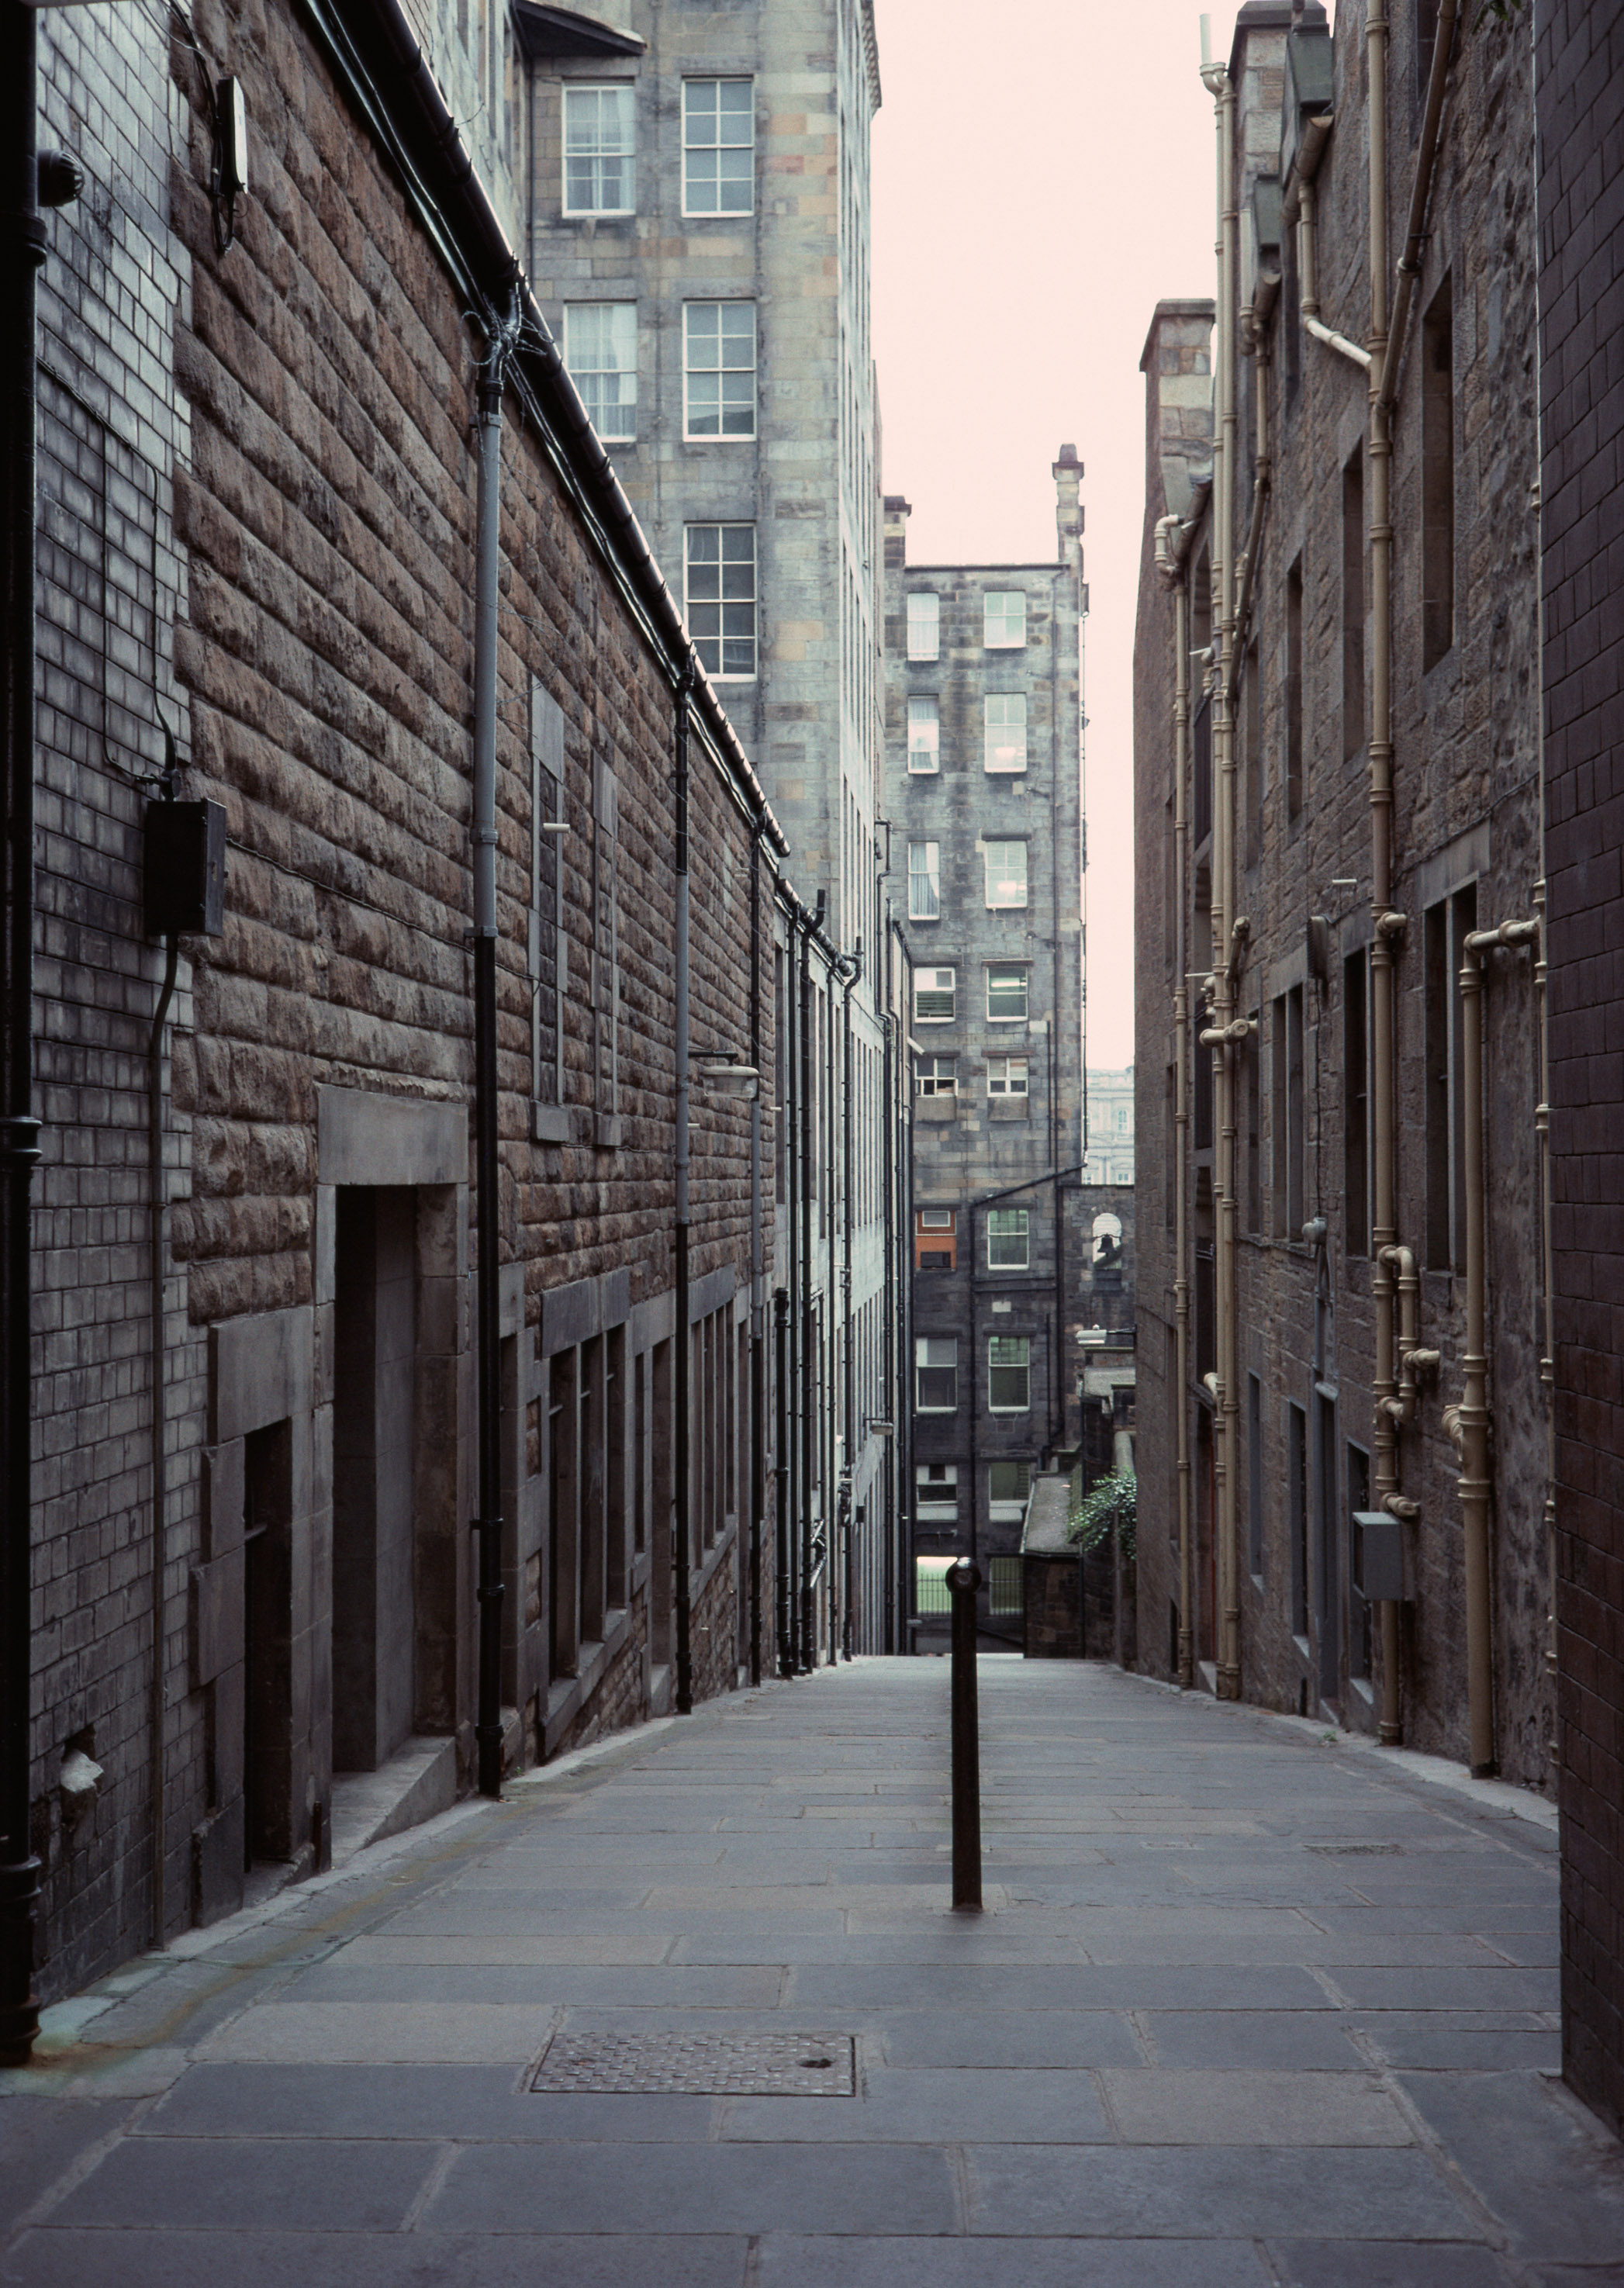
[1298,179,1373,372]
[1173,567,1194,1688]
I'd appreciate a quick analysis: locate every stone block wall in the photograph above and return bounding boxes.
[1536,0,1624,2144]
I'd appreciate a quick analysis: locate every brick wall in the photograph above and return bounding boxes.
[1536,0,1624,2145]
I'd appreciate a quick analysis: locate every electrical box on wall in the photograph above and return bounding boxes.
[144,800,226,938]
[1353,1509,1404,1605]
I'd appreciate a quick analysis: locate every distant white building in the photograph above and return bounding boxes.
[1087,1066,1135,1186]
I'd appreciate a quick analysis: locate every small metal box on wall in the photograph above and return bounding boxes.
[144,799,226,938]
[1353,1509,1405,1604]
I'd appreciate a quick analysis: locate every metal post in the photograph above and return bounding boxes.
[947,1557,983,1910]
[0,0,44,2066]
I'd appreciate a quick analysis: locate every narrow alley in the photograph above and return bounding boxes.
[2,1658,1618,2286]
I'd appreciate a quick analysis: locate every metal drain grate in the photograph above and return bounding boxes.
[1307,1843,1403,1857]
[528,2031,856,2096]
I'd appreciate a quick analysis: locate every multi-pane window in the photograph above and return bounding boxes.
[916,1463,959,1521]
[686,525,756,679]
[907,592,940,661]
[682,78,752,214]
[988,1459,1031,1519]
[984,840,1028,908]
[984,694,1028,772]
[915,1053,956,1097]
[914,966,955,1022]
[684,302,756,437]
[907,695,939,772]
[988,1056,1028,1098]
[563,85,634,215]
[988,1336,1031,1413]
[908,840,941,921]
[562,303,636,441]
[983,591,1027,648]
[916,1337,958,1412]
[914,1207,956,1269]
[986,1208,1029,1269]
[986,963,1028,1021]
[1425,884,1477,1270]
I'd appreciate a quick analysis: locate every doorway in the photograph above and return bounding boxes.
[244,1419,293,1865]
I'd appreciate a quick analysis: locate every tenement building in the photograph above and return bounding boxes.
[886,460,1087,1643]
[1133,5,1550,1771]
[521,0,897,1628]
[0,0,907,2061]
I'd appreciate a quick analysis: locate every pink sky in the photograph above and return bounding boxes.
[872,2,1256,1070]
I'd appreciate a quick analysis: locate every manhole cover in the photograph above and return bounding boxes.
[528,2031,856,2096]
[1308,1843,1403,1857]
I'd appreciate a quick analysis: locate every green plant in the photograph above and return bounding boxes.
[1067,1469,1136,1565]
[1472,0,1526,23]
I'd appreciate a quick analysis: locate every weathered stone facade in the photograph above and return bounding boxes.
[1135,3,1549,1777]
[16,0,900,2019]
[1536,0,1624,2142]
[885,465,1086,1642]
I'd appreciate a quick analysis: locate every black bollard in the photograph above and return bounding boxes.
[946,1558,983,1910]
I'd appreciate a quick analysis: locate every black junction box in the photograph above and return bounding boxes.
[144,799,226,938]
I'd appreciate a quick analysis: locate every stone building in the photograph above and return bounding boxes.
[1,0,905,2055]
[518,0,897,1633]
[1133,4,1550,1766]
[1536,0,1624,2147]
[1086,1066,1136,1186]
[884,462,1086,1643]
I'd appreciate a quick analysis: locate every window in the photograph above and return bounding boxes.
[983,591,1026,648]
[914,1556,953,1613]
[987,1056,1028,1099]
[562,303,636,441]
[984,694,1028,773]
[986,963,1028,1022]
[908,840,940,921]
[907,591,939,661]
[1422,275,1455,671]
[563,85,634,215]
[915,1054,956,1100]
[988,1555,1025,1616]
[914,1208,957,1270]
[1271,987,1305,1240]
[988,1336,1030,1413]
[684,302,755,438]
[916,1337,958,1412]
[1193,694,1211,845]
[1348,1441,1372,1679]
[1286,558,1304,817]
[1343,447,1366,758]
[1425,883,1477,1270]
[1246,1011,1261,1234]
[984,840,1028,909]
[914,966,955,1023]
[1288,1399,1308,1638]
[907,696,939,772]
[986,1208,1029,1269]
[1344,949,1370,1256]
[1244,640,1262,866]
[988,1460,1031,1519]
[916,1463,958,1522]
[686,524,756,679]
[682,78,752,214]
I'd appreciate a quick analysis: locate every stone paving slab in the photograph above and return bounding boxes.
[2,1657,1619,2284]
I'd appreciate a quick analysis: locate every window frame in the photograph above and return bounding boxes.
[915,1336,959,1414]
[684,522,757,681]
[681,76,754,216]
[986,963,1029,1023]
[561,302,638,443]
[682,300,757,441]
[915,1052,956,1098]
[987,1335,1031,1415]
[984,693,1028,774]
[907,839,941,921]
[986,1208,1029,1270]
[983,590,1028,649]
[914,966,956,1025]
[561,83,635,218]
[907,694,939,774]
[983,839,1028,909]
[987,1055,1029,1099]
[907,591,940,662]
[915,1462,959,1522]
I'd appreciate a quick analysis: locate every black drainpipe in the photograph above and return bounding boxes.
[781,910,799,1677]
[798,909,814,1670]
[1,0,45,2069]
[747,830,763,1685]
[672,667,694,1715]
[841,959,855,1658]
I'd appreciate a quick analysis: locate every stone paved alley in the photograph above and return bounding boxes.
[2,1660,1622,2286]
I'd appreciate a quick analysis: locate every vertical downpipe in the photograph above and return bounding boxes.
[1173,571,1194,1688]
[880,1004,897,1652]
[841,971,854,1657]
[748,835,764,1686]
[147,935,178,1935]
[798,922,814,1669]
[473,361,506,1797]
[673,670,694,1716]
[783,918,800,1677]
[774,1284,790,1674]
[1456,944,1494,1774]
